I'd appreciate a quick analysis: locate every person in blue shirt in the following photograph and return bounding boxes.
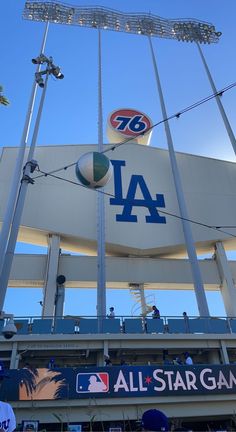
[0,362,16,432]
[152,305,160,319]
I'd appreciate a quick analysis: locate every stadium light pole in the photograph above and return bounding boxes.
[0,57,64,311]
[97,29,107,326]
[0,22,49,280]
[23,1,223,317]
[196,42,236,156]
[148,36,209,317]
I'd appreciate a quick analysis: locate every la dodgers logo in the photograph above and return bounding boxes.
[110,160,166,224]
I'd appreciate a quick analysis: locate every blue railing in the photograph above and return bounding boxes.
[2,315,236,336]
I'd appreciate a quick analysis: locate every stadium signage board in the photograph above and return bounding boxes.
[4,365,236,400]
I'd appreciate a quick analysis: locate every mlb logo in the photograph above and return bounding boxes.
[76,373,109,393]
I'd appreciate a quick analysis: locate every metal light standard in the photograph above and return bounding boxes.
[23,1,223,316]
[196,42,236,155]
[97,29,106,326]
[0,22,49,280]
[0,56,64,311]
[148,36,209,316]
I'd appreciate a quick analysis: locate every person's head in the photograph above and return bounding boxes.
[110,307,114,311]
[184,352,190,358]
[142,409,168,431]
[183,312,187,317]
[152,305,157,310]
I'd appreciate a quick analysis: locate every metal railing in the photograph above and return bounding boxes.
[2,314,236,336]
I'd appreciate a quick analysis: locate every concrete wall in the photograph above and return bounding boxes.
[1,144,236,256]
[8,254,223,290]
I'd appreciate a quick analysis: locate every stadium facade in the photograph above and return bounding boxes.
[1,144,236,430]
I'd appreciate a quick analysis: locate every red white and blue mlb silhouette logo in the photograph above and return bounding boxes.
[76,372,109,393]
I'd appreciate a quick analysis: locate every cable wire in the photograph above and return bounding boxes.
[32,80,236,180]
[35,168,236,240]
[30,80,236,239]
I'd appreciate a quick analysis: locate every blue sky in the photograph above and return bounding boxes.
[1,0,236,318]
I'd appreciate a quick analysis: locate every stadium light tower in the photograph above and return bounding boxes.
[22,1,232,317]
[23,1,221,42]
[0,55,64,311]
[0,22,49,285]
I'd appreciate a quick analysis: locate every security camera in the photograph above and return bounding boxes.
[2,320,17,340]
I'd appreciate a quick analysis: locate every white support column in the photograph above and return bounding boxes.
[220,340,230,365]
[42,234,61,318]
[10,341,18,369]
[207,349,220,365]
[214,241,236,317]
[103,340,109,358]
[54,284,65,318]
[97,341,108,366]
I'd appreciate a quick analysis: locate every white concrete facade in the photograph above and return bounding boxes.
[1,144,236,257]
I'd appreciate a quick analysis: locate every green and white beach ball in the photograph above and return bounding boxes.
[75,152,113,188]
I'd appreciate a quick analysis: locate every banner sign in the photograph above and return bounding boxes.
[2,365,236,401]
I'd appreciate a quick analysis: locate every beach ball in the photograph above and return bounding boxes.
[75,152,113,188]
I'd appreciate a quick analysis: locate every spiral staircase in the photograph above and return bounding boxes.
[129,283,156,317]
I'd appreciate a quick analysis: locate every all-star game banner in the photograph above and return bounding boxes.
[1,365,236,401]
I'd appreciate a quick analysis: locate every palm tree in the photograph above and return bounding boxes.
[0,85,9,106]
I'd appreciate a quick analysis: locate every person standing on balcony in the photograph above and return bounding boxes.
[184,352,193,365]
[104,355,112,366]
[183,311,190,333]
[0,362,16,432]
[107,307,115,318]
[152,305,160,319]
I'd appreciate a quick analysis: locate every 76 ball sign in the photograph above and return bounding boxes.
[107,108,153,145]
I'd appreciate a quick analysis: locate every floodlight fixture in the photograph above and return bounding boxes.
[33,54,64,87]
[35,71,45,87]
[23,1,221,44]
[51,65,64,79]
[32,53,50,64]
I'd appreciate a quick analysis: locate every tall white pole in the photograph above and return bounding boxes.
[97,29,106,326]
[196,42,236,156]
[0,72,49,311]
[0,22,49,278]
[148,36,210,317]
